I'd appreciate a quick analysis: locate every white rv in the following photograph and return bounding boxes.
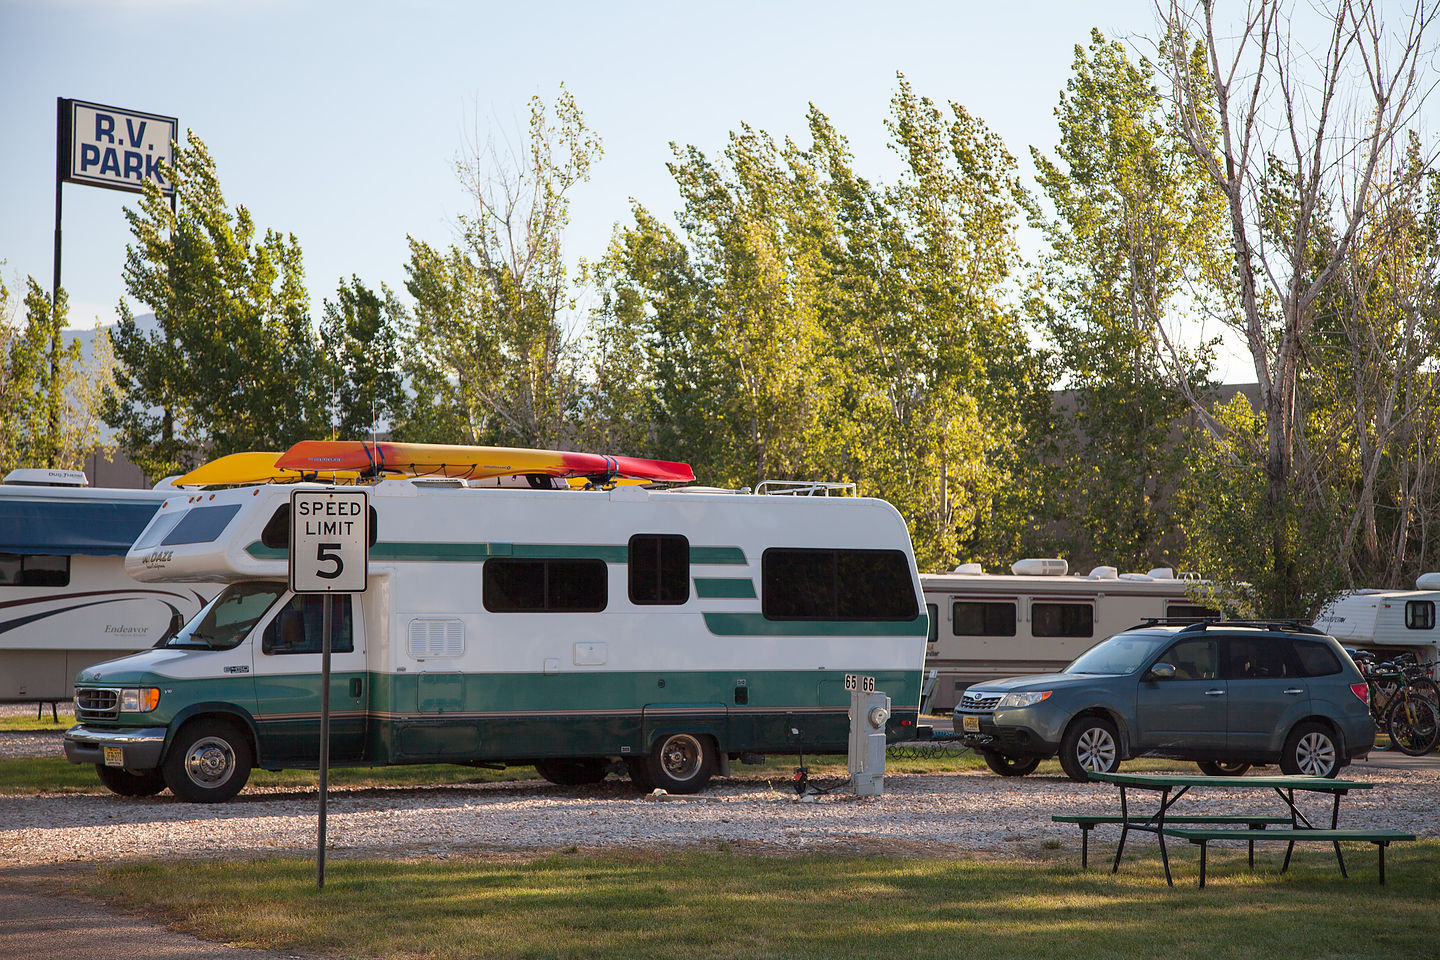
[63,473,928,801]
[919,559,1213,712]
[0,469,216,703]
[1314,576,1440,676]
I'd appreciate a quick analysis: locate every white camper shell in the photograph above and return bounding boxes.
[64,476,928,801]
[0,470,216,702]
[920,559,1212,712]
[1314,576,1440,677]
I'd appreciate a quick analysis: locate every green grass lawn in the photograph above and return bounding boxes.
[57,844,1440,960]
[0,713,73,732]
[0,756,541,793]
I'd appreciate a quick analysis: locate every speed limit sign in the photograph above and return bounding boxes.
[289,489,369,593]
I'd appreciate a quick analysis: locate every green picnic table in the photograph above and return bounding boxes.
[1079,771,1408,887]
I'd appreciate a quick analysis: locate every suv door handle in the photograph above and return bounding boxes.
[1204,689,1225,696]
[1283,688,1304,695]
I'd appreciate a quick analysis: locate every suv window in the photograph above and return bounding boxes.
[1161,637,1218,680]
[1292,639,1343,677]
[1225,636,1302,679]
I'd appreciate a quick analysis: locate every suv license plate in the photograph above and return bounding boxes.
[962,715,980,733]
[103,746,124,767]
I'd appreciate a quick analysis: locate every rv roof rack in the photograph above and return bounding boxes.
[755,480,857,497]
[1126,617,1327,635]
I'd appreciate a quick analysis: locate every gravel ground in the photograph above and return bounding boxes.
[1,742,1435,868]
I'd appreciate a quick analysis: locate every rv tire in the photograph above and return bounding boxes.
[534,757,609,786]
[95,765,167,797]
[980,751,1040,777]
[162,719,253,803]
[626,757,655,792]
[645,733,715,794]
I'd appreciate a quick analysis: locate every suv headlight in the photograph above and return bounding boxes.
[119,688,161,712]
[997,691,1051,709]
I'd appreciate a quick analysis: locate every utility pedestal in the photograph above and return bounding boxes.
[846,673,890,797]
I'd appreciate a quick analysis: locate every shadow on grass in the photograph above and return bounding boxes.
[72,843,1440,960]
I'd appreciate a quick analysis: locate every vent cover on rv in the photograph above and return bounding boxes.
[407,619,465,659]
[1010,558,1068,577]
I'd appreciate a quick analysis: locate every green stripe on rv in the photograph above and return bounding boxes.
[245,542,749,564]
[694,577,757,598]
[702,613,929,637]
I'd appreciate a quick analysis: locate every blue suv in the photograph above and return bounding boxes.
[952,620,1375,780]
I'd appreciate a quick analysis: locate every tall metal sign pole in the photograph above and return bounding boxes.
[289,489,369,891]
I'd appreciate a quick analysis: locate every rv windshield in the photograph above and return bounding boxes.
[1064,632,1168,676]
[164,581,287,651]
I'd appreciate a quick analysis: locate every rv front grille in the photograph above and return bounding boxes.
[959,692,1002,712]
[74,688,120,721]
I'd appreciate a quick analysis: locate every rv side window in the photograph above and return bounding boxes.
[1405,600,1435,630]
[262,595,354,655]
[628,534,690,605]
[1167,603,1220,620]
[0,552,69,587]
[761,548,917,621]
[927,604,939,644]
[1032,601,1093,638]
[952,601,1016,637]
[161,504,242,545]
[483,558,608,613]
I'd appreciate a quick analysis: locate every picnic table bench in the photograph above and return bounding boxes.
[1052,814,1292,869]
[1159,826,1417,887]
[1070,771,1415,887]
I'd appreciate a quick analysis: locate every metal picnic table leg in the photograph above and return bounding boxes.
[1330,790,1348,878]
[1111,785,1130,874]
[1156,788,1174,887]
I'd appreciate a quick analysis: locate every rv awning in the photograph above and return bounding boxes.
[0,498,162,556]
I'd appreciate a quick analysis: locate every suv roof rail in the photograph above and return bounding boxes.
[1126,617,1327,636]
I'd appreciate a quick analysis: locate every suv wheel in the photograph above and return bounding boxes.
[1196,760,1252,777]
[1059,716,1120,781]
[1280,721,1340,778]
[981,751,1040,777]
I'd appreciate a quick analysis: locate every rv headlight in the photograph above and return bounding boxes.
[120,688,161,712]
[997,691,1051,709]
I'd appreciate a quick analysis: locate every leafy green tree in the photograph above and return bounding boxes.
[107,133,327,478]
[594,80,1049,570]
[404,87,601,448]
[319,276,410,440]
[1030,30,1224,572]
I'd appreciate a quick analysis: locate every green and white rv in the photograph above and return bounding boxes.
[64,474,928,801]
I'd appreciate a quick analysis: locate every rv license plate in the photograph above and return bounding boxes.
[962,715,980,733]
[103,747,124,767]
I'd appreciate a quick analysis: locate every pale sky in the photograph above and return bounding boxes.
[2,0,1242,370]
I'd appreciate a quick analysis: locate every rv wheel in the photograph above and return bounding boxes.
[95,765,166,797]
[534,758,609,786]
[645,733,715,794]
[161,719,253,803]
[625,757,655,792]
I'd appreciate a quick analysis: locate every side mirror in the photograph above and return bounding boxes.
[1146,662,1176,681]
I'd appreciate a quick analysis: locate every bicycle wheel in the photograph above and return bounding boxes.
[1409,676,1440,708]
[1387,695,1440,756]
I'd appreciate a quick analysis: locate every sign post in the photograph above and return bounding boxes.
[288,488,369,891]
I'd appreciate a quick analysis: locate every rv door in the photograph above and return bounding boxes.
[250,592,368,764]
